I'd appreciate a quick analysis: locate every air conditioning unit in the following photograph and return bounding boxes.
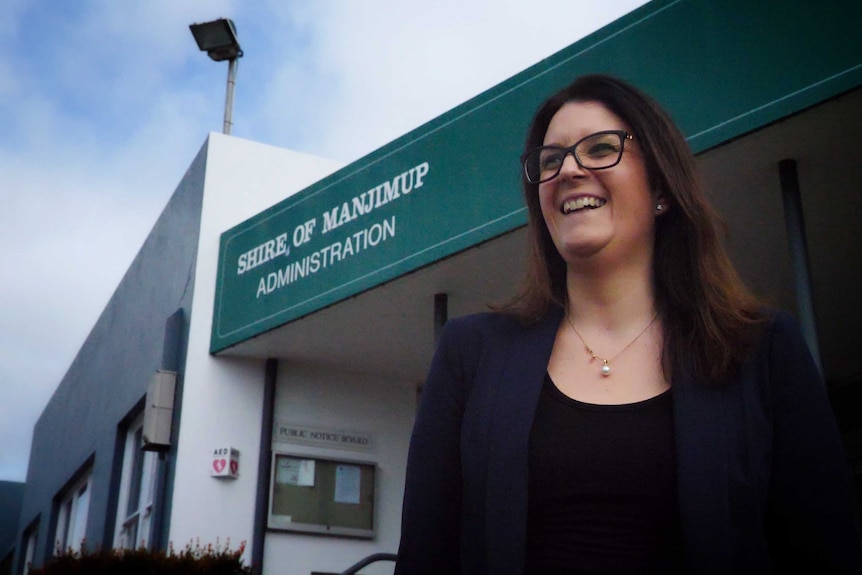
[142,370,177,452]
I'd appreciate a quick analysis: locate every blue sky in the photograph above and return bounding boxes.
[0,0,647,481]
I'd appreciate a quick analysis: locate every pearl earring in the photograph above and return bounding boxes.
[656,203,663,212]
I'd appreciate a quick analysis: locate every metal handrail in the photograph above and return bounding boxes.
[339,552,397,575]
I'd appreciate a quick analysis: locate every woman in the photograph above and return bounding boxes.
[395,75,861,574]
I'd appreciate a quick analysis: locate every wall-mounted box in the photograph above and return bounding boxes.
[211,447,240,479]
[142,370,177,452]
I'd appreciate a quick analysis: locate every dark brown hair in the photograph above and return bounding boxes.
[504,74,763,383]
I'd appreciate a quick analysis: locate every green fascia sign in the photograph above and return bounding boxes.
[211,0,862,353]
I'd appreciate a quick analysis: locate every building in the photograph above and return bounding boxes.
[10,0,862,573]
[1,481,25,574]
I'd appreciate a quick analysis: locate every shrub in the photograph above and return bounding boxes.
[29,539,252,575]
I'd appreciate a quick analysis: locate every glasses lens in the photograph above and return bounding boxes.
[575,132,624,169]
[524,147,565,183]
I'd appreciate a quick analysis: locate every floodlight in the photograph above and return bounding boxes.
[189,18,243,62]
[189,18,243,134]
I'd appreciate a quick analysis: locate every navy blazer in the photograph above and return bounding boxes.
[396,308,862,574]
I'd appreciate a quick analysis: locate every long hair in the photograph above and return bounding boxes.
[504,74,763,383]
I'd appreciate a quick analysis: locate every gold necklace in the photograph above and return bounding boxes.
[565,312,659,377]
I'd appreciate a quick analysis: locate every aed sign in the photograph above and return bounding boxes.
[211,447,240,479]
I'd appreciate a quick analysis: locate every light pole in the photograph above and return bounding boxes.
[189,18,243,135]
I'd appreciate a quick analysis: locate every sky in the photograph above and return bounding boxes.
[0,0,649,482]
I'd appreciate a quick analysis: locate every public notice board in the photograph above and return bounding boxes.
[269,453,377,538]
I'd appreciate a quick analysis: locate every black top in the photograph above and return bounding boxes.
[525,374,683,574]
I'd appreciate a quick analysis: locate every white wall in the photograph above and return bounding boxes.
[169,133,343,559]
[264,363,416,575]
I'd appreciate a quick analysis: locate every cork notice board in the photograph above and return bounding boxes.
[268,453,376,538]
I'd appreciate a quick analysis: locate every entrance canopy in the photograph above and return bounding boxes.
[212,0,862,385]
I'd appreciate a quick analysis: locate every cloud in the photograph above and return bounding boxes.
[230,0,647,162]
[0,0,648,481]
[0,1,235,480]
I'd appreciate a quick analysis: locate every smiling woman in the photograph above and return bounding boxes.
[535,101,656,270]
[395,74,862,575]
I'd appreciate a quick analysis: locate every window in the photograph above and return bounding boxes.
[22,524,38,575]
[114,414,158,550]
[54,471,91,553]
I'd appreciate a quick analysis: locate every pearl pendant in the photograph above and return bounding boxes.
[601,362,611,376]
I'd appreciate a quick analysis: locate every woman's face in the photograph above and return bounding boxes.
[538,101,658,268]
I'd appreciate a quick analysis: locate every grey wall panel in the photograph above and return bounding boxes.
[14,139,208,569]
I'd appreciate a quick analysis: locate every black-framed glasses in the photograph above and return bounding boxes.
[521,130,634,184]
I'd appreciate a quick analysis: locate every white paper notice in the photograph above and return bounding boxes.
[334,464,361,504]
[277,458,315,486]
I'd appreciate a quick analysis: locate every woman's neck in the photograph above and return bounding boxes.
[564,258,656,331]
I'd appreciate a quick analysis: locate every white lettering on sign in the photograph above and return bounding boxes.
[237,232,290,275]
[255,216,396,298]
[293,218,317,248]
[321,161,429,234]
[236,161,429,300]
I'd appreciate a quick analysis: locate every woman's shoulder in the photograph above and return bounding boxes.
[746,307,821,386]
[755,308,809,354]
[434,310,563,373]
[444,311,525,332]
[442,309,561,341]
[432,310,561,385]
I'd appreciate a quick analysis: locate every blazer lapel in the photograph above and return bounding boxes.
[484,309,562,575]
[673,366,733,573]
